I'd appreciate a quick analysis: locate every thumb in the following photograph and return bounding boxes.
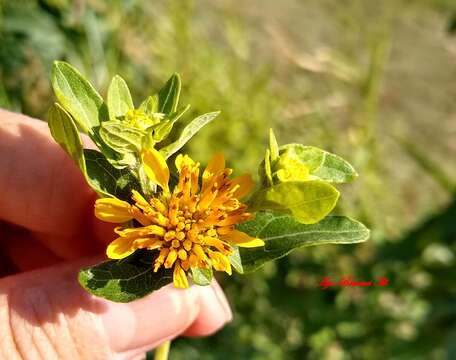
[0,258,232,360]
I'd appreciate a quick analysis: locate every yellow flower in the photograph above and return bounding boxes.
[94,151,264,288]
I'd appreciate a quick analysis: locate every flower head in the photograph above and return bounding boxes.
[95,150,263,288]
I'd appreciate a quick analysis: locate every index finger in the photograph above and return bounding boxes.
[0,109,103,257]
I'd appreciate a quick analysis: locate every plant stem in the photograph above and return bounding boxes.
[154,340,171,360]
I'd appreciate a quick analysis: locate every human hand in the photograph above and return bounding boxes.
[0,109,232,360]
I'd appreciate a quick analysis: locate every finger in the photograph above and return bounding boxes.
[183,281,232,337]
[0,225,18,277]
[116,281,232,360]
[0,110,99,258]
[0,110,93,235]
[0,229,62,272]
[0,257,231,360]
[90,216,117,247]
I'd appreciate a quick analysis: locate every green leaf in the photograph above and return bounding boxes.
[139,95,159,115]
[269,129,279,161]
[87,127,129,169]
[84,149,140,200]
[236,212,370,273]
[229,247,244,274]
[99,120,145,154]
[258,149,273,187]
[150,104,191,142]
[249,180,340,224]
[160,111,220,158]
[51,61,104,133]
[78,250,172,303]
[191,267,213,286]
[138,164,157,199]
[280,144,358,183]
[48,103,85,171]
[107,75,134,120]
[158,73,181,115]
[47,106,137,197]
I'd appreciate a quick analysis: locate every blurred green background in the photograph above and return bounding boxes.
[1,0,456,358]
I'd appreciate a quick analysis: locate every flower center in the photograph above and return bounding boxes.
[96,152,258,288]
[150,186,235,273]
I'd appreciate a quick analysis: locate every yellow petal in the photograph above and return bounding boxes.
[131,190,149,208]
[221,230,265,248]
[114,225,164,238]
[237,238,265,248]
[143,224,166,236]
[203,152,225,182]
[129,206,153,226]
[217,212,252,227]
[142,148,170,192]
[106,237,136,259]
[230,174,255,198]
[133,238,163,250]
[173,263,189,288]
[164,249,178,268]
[203,236,231,255]
[154,248,170,272]
[114,226,146,237]
[95,198,133,223]
[175,154,196,172]
[208,251,232,275]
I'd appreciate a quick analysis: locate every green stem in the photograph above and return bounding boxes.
[154,340,171,360]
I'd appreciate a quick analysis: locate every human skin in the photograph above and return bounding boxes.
[0,109,232,360]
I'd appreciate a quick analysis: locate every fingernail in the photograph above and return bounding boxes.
[209,281,232,322]
[180,281,232,337]
[102,284,200,353]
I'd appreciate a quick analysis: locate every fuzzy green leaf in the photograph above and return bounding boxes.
[99,120,145,154]
[249,180,340,224]
[158,73,181,115]
[259,149,273,187]
[139,95,159,116]
[78,250,172,303]
[160,111,220,158]
[191,267,213,286]
[235,212,370,273]
[48,103,85,171]
[269,129,279,161]
[229,247,244,274]
[84,149,140,200]
[51,61,104,133]
[280,144,358,183]
[151,104,191,142]
[107,75,134,120]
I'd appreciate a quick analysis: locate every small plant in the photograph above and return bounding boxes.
[47,61,369,358]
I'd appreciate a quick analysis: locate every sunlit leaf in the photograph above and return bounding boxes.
[107,75,134,120]
[191,267,213,286]
[139,95,159,116]
[158,73,181,115]
[78,250,172,303]
[48,103,85,171]
[269,128,279,161]
[229,247,244,274]
[99,120,145,154]
[151,104,191,142]
[51,61,104,133]
[84,149,140,200]
[160,111,220,158]
[249,180,340,224]
[258,149,273,187]
[234,212,370,273]
[280,144,358,183]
